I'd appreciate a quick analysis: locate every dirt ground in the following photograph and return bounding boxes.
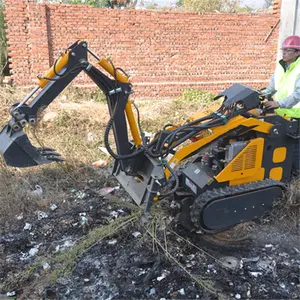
[0,168,299,300]
[0,86,299,300]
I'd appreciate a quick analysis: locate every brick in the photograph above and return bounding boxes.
[4,0,279,97]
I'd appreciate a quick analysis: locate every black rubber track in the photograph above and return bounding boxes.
[190,179,286,234]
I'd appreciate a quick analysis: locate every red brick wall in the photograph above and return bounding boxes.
[4,0,280,98]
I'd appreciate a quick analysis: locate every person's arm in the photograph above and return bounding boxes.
[264,76,300,109]
[277,76,300,108]
[261,74,276,95]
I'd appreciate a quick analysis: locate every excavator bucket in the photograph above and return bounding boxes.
[0,125,63,167]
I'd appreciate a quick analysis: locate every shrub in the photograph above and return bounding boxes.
[182,89,215,102]
[174,89,216,110]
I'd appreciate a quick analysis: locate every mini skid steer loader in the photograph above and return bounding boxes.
[0,41,299,234]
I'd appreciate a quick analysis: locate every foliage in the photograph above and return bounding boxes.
[145,2,159,9]
[54,110,72,127]
[37,0,138,8]
[176,0,183,7]
[65,0,111,7]
[181,88,216,103]
[92,90,107,102]
[263,0,273,8]
[182,0,242,12]
[172,89,216,112]
[0,1,7,78]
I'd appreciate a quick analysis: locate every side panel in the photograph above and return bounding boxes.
[215,138,265,185]
[261,135,295,182]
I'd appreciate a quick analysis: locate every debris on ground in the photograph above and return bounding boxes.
[92,159,108,167]
[0,173,299,300]
[27,184,43,199]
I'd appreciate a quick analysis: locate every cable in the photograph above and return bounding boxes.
[115,67,129,79]
[53,55,63,77]
[145,109,226,159]
[103,99,145,160]
[38,64,86,82]
[158,162,179,199]
[132,101,150,153]
[102,62,145,161]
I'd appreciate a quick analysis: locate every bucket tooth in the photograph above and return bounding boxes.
[0,126,63,167]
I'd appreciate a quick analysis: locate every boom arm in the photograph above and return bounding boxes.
[0,41,141,169]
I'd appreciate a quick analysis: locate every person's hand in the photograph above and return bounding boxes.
[264,101,280,109]
[258,88,267,96]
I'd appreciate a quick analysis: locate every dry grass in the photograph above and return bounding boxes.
[0,159,108,230]
[0,85,114,227]
[0,86,200,228]
[272,178,300,228]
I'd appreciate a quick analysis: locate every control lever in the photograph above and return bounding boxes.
[258,89,277,114]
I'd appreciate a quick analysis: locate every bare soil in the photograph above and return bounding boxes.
[0,168,299,300]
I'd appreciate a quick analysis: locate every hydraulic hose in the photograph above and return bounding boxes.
[103,100,144,160]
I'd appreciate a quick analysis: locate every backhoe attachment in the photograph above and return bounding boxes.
[0,127,63,167]
[0,41,138,169]
[0,41,169,210]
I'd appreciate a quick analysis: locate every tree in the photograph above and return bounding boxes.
[36,0,138,8]
[182,0,241,12]
[263,0,273,9]
[176,0,183,6]
[65,0,110,7]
